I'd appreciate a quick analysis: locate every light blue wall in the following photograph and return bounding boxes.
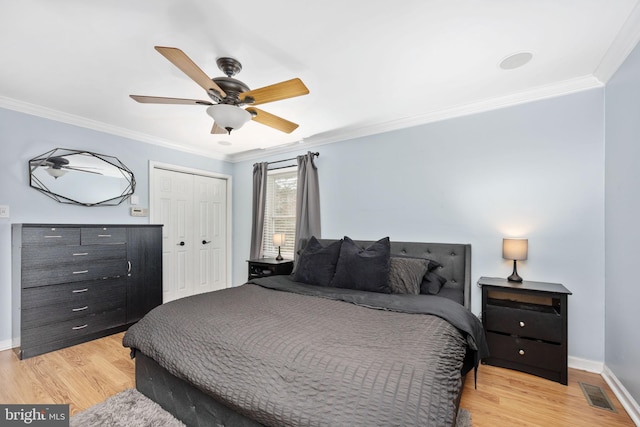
[604,41,640,402]
[0,107,233,348]
[1,88,609,365]
[233,89,606,362]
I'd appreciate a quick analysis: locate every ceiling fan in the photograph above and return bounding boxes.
[130,46,309,135]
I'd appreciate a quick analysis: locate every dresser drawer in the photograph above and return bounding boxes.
[21,308,126,348]
[485,303,562,343]
[81,227,126,245]
[486,331,562,371]
[22,244,126,269]
[21,257,127,288]
[22,278,126,328]
[21,227,80,246]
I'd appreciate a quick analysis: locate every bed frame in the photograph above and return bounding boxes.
[134,240,472,426]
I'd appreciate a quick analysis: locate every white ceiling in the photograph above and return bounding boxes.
[2,0,640,162]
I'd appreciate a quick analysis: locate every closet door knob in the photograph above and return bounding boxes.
[177,241,185,246]
[202,240,211,245]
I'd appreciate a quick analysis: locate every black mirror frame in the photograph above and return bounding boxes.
[29,148,136,207]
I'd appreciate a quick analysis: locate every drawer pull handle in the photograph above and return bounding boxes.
[72,306,89,312]
[519,321,525,328]
[73,252,89,256]
[72,288,89,293]
[518,349,525,356]
[127,261,132,273]
[72,324,88,330]
[44,235,62,238]
[73,270,89,275]
[98,234,112,237]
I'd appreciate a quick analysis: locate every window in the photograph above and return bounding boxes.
[262,167,297,259]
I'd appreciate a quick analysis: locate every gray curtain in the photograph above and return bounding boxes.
[294,152,321,258]
[250,162,268,259]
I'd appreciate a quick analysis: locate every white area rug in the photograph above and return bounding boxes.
[70,388,185,427]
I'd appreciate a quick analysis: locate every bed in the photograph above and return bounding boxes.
[123,238,488,427]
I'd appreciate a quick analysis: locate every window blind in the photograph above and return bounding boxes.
[262,167,297,259]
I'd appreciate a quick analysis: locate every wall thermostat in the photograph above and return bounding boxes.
[130,207,148,217]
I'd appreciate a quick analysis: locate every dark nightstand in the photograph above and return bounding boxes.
[247,258,294,281]
[478,276,572,385]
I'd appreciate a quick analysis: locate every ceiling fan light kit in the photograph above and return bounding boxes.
[206,104,252,134]
[130,47,309,136]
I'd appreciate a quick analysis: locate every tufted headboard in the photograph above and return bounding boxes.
[308,239,472,309]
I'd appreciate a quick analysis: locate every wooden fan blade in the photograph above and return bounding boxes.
[130,95,213,105]
[240,78,309,106]
[211,122,227,134]
[154,46,227,97]
[246,107,299,133]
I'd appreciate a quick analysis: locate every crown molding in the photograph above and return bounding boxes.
[228,75,603,163]
[3,72,603,166]
[0,96,230,162]
[594,2,640,83]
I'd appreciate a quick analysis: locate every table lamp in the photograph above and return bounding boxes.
[273,233,286,261]
[503,238,528,282]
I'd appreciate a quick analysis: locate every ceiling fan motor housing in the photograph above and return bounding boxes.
[211,76,250,105]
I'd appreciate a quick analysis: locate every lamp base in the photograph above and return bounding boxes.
[275,246,283,261]
[507,260,523,282]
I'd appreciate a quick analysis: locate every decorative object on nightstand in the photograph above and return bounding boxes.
[273,233,286,261]
[503,238,528,282]
[478,276,572,385]
[247,258,293,281]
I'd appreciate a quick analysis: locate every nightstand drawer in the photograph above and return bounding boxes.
[485,303,562,343]
[486,332,562,370]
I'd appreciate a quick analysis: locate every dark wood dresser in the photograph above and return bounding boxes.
[479,276,572,385]
[12,224,163,359]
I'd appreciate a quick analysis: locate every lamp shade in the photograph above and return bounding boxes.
[206,104,251,133]
[273,233,286,247]
[503,238,528,261]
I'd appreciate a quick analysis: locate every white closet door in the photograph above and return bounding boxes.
[152,167,228,303]
[193,174,227,294]
[153,168,194,303]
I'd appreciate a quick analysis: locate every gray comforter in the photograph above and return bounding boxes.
[123,276,487,427]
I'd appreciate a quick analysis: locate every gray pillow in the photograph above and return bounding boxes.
[388,256,429,294]
[293,237,342,286]
[420,270,448,295]
[330,236,391,293]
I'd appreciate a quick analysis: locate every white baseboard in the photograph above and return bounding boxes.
[0,338,13,352]
[602,365,640,426]
[568,356,604,373]
[568,356,639,425]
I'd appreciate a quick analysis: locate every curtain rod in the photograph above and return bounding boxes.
[254,152,320,169]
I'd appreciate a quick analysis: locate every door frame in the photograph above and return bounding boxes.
[149,161,233,289]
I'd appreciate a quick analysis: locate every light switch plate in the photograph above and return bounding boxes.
[0,205,9,218]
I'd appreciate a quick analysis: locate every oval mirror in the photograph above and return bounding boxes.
[29,148,136,206]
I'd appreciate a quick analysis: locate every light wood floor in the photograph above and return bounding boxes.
[461,363,635,426]
[0,333,635,425]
